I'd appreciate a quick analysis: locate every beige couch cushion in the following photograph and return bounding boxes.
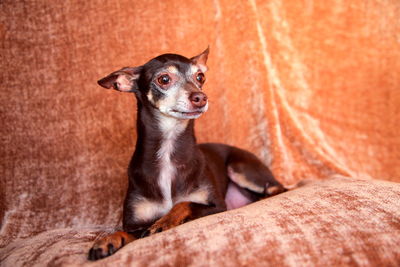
[1,176,399,266]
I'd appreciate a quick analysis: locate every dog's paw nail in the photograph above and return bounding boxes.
[88,243,118,260]
[88,247,104,261]
[99,248,107,259]
[88,248,95,261]
[141,230,150,238]
[107,243,115,256]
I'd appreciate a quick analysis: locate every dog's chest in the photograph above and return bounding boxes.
[132,116,209,223]
[133,186,209,223]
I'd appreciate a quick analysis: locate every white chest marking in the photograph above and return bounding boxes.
[134,199,170,222]
[133,186,210,223]
[156,114,188,209]
[176,186,210,205]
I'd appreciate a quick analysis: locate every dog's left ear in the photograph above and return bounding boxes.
[191,47,209,73]
[97,66,143,92]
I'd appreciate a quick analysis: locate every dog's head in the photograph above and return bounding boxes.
[98,48,209,120]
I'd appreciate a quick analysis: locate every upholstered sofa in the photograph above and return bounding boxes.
[1,177,400,266]
[1,0,399,266]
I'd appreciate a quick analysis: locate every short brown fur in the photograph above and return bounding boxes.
[88,49,286,260]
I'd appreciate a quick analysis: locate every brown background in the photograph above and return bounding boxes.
[1,0,399,247]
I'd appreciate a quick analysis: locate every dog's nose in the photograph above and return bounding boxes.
[190,92,208,108]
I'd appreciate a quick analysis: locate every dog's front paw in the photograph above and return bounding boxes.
[148,202,192,235]
[148,216,178,235]
[88,231,134,261]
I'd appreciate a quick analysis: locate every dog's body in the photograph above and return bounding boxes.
[88,49,286,260]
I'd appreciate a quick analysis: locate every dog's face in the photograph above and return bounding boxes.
[98,48,209,120]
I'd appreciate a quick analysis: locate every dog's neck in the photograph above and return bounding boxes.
[133,101,197,169]
[132,101,198,202]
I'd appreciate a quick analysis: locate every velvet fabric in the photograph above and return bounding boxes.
[1,177,400,266]
[1,0,399,266]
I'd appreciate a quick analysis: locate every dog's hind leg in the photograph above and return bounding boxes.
[226,147,287,199]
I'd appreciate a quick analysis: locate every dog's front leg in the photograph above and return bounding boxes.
[148,202,225,235]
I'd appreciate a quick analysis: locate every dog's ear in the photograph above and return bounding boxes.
[97,66,142,92]
[191,47,209,72]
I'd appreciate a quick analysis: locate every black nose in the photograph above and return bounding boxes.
[190,92,208,108]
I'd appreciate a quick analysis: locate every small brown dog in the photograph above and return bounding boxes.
[88,48,286,260]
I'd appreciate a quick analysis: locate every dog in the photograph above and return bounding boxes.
[88,48,286,260]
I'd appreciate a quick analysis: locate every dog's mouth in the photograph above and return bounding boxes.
[159,102,209,120]
[170,109,205,119]
[173,110,203,116]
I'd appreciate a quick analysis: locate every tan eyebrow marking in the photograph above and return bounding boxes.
[166,65,179,74]
[190,64,199,75]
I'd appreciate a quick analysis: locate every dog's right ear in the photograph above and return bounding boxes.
[191,47,209,73]
[97,66,143,92]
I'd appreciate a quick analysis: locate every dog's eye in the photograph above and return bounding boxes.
[157,74,171,85]
[196,72,205,84]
